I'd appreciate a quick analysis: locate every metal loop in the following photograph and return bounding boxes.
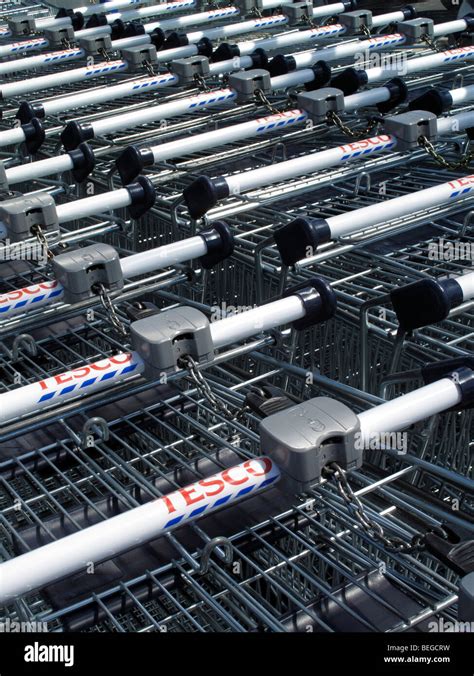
[10,334,37,362]
[81,417,110,450]
[354,171,371,196]
[199,536,233,574]
[0,334,37,362]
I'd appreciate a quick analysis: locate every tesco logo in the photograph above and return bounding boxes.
[448,176,474,191]
[161,457,275,515]
[339,135,392,154]
[37,353,133,393]
[0,281,59,305]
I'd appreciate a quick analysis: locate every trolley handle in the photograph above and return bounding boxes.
[1,369,472,606]
[390,272,474,332]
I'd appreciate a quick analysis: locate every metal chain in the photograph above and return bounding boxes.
[94,283,128,336]
[178,354,248,423]
[418,135,474,170]
[301,13,316,28]
[61,38,72,50]
[420,33,441,52]
[142,59,155,77]
[254,87,280,114]
[30,224,54,262]
[97,47,111,62]
[326,110,379,139]
[324,462,426,554]
[193,72,210,92]
[360,24,372,38]
[249,6,262,18]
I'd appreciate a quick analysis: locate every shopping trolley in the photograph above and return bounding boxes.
[0,0,472,639]
[0,351,471,631]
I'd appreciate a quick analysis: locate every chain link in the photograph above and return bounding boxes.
[193,72,210,92]
[249,6,262,18]
[418,134,474,170]
[324,462,426,554]
[178,354,248,424]
[97,47,111,62]
[301,13,316,28]
[326,110,379,139]
[360,24,372,38]
[420,33,441,52]
[94,283,128,336]
[142,59,155,77]
[30,224,53,262]
[254,87,280,114]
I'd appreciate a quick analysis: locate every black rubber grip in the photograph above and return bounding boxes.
[183,176,230,219]
[282,277,337,330]
[126,175,156,219]
[330,67,368,95]
[61,121,94,151]
[199,221,234,269]
[69,142,96,183]
[274,217,331,266]
[116,145,155,185]
[16,101,45,124]
[22,117,45,154]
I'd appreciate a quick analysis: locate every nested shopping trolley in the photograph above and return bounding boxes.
[0,323,472,632]
[0,0,472,635]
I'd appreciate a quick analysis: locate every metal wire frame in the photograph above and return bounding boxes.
[155,158,474,376]
[0,51,471,255]
[88,61,474,175]
[0,358,469,632]
[0,1,48,19]
[0,10,471,635]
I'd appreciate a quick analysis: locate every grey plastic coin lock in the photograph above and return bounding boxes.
[52,243,124,304]
[120,44,158,72]
[260,396,362,493]
[339,10,373,34]
[0,193,59,243]
[383,110,438,151]
[170,55,210,83]
[233,0,264,15]
[43,25,75,49]
[78,34,113,56]
[297,88,345,124]
[281,1,314,26]
[130,307,215,378]
[8,16,37,36]
[228,69,272,103]
[397,18,434,44]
